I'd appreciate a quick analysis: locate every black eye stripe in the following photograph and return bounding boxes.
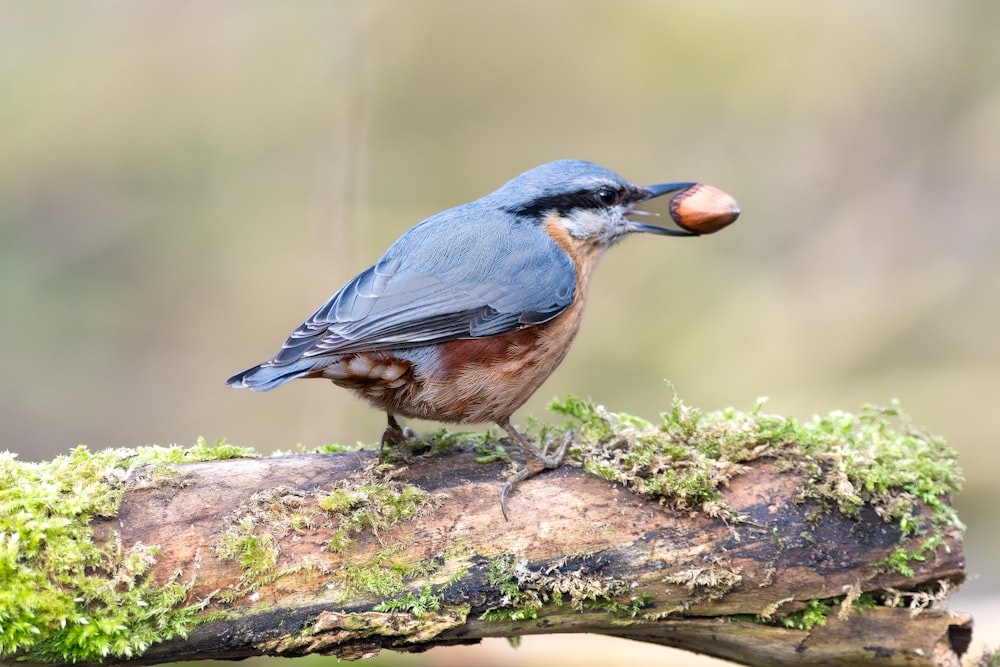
[506,187,634,219]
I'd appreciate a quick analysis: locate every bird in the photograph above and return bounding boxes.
[226,159,740,519]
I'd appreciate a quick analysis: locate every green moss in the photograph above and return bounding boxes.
[373,586,442,617]
[143,437,258,463]
[217,520,279,582]
[322,469,448,601]
[319,471,438,553]
[379,428,496,463]
[369,424,526,467]
[346,557,407,598]
[341,545,447,600]
[768,591,879,631]
[548,394,964,559]
[549,394,770,520]
[479,556,541,622]
[474,441,512,465]
[0,439,253,662]
[309,442,368,454]
[778,401,962,530]
[485,557,527,604]
[582,593,651,617]
[479,554,637,623]
[779,597,833,630]
[372,555,470,611]
[877,533,945,578]
[213,485,322,593]
[209,463,448,606]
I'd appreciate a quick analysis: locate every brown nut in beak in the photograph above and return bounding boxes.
[669,184,741,234]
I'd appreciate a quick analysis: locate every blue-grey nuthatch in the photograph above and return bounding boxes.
[228,160,740,518]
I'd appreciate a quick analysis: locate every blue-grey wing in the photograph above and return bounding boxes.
[271,207,576,364]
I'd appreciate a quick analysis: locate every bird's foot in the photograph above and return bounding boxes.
[499,430,571,521]
[539,429,575,458]
[379,415,417,463]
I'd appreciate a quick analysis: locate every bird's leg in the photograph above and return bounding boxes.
[497,417,570,521]
[379,413,416,462]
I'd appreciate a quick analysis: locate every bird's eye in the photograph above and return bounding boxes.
[595,188,619,206]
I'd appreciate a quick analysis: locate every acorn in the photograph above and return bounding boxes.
[669,184,740,234]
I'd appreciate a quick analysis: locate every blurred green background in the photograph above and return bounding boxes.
[1,1,997,665]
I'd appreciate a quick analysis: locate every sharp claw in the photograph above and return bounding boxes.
[500,481,512,521]
[499,464,539,522]
[378,430,391,463]
[495,421,573,521]
[379,415,417,463]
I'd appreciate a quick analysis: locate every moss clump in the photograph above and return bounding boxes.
[319,467,440,552]
[549,394,771,521]
[785,402,963,537]
[779,597,835,631]
[341,545,448,600]
[217,517,280,582]
[774,591,880,630]
[344,546,411,598]
[0,438,255,663]
[549,394,964,549]
[479,554,642,623]
[379,428,497,463]
[877,534,945,578]
[373,586,442,617]
[136,438,258,463]
[316,466,448,601]
[664,561,744,601]
[210,464,446,604]
[215,486,321,584]
[479,556,541,622]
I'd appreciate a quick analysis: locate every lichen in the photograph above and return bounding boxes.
[266,606,470,658]
[0,438,255,662]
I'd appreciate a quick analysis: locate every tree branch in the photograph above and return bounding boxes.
[0,399,971,666]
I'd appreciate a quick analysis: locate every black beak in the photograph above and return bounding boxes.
[627,182,699,237]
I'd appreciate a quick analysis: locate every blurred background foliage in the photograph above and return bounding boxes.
[1,1,997,665]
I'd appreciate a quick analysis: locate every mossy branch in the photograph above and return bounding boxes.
[0,397,972,666]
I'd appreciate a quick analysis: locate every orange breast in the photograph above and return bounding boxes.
[338,214,607,425]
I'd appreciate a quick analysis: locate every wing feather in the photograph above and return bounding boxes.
[269,207,575,366]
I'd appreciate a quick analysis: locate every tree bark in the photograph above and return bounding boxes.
[78,444,969,667]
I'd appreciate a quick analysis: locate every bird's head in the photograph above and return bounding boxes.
[490,159,739,248]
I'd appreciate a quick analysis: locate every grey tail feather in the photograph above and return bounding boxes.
[226,362,314,392]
